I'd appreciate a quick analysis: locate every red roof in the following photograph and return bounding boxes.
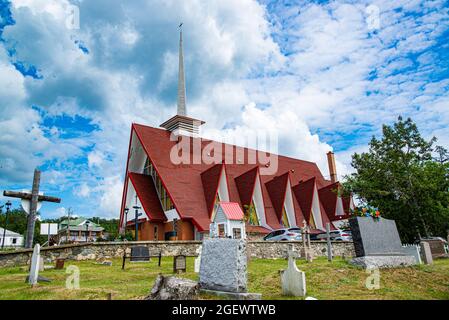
[128,172,166,222]
[292,177,316,222]
[235,166,258,207]
[120,123,342,232]
[318,182,340,219]
[246,225,271,234]
[218,202,244,220]
[265,172,290,220]
[201,163,224,218]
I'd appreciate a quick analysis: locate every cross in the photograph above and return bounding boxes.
[3,169,61,248]
[133,195,142,241]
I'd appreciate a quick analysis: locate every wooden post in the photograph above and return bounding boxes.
[326,223,333,262]
[25,169,41,249]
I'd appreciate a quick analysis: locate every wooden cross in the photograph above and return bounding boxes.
[3,168,61,248]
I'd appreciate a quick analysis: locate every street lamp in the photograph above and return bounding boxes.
[124,207,129,234]
[1,201,12,250]
[85,221,90,243]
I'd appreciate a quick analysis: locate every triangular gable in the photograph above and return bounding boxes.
[201,163,230,218]
[265,172,290,219]
[318,182,340,219]
[235,166,258,207]
[128,172,166,222]
[342,195,355,214]
[283,179,297,227]
[292,177,316,222]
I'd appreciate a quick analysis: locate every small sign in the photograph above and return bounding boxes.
[173,255,186,273]
[40,223,58,236]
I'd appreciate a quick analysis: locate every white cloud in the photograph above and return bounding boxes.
[1,0,448,218]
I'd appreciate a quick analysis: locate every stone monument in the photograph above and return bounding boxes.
[280,252,306,297]
[349,216,416,268]
[419,242,433,265]
[28,244,40,286]
[199,238,261,299]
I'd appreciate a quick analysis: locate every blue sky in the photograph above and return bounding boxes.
[0,0,448,219]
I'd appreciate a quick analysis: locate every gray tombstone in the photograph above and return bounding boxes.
[130,246,150,262]
[199,238,247,293]
[349,217,416,268]
[28,244,40,286]
[419,242,433,265]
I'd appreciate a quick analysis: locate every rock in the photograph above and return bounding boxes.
[147,274,199,300]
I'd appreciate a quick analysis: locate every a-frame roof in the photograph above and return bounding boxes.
[201,163,225,218]
[265,173,290,220]
[234,166,259,207]
[121,123,336,232]
[318,182,340,218]
[128,172,166,222]
[292,177,316,222]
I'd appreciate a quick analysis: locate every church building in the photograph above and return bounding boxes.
[119,28,353,241]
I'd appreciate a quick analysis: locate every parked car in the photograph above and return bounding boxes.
[316,229,352,241]
[263,228,302,241]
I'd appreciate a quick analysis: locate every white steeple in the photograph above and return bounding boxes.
[160,24,205,137]
[177,25,187,116]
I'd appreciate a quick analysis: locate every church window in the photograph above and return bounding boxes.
[281,206,290,228]
[309,211,317,229]
[246,201,260,226]
[145,157,175,212]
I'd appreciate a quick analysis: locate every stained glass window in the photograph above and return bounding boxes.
[281,206,290,228]
[246,201,260,226]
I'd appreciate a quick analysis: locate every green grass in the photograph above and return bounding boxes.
[0,257,448,300]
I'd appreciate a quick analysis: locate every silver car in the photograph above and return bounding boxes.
[263,228,302,241]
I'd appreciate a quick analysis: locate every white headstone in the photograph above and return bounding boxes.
[281,255,306,297]
[194,245,202,273]
[29,244,41,286]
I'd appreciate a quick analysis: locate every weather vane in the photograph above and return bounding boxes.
[179,22,183,29]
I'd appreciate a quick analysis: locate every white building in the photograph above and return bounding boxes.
[210,202,246,239]
[0,228,24,248]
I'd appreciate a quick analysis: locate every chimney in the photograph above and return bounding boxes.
[327,151,337,183]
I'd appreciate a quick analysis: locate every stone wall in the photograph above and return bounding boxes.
[0,240,355,268]
[248,241,355,259]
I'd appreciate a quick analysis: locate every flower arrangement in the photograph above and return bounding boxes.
[351,206,381,220]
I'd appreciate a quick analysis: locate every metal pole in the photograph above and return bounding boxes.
[326,223,333,262]
[1,204,10,250]
[25,169,41,248]
[135,208,138,241]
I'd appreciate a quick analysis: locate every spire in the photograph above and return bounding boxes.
[177,23,187,116]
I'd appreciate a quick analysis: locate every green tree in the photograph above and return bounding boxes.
[344,117,449,242]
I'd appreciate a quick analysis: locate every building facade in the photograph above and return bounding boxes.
[119,28,353,241]
[0,228,24,248]
[58,218,104,243]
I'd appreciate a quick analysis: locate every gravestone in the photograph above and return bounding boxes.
[419,242,433,265]
[402,244,422,264]
[28,244,41,286]
[421,238,449,259]
[173,255,186,273]
[199,238,261,299]
[194,246,202,273]
[280,252,306,297]
[130,246,150,262]
[55,258,65,269]
[349,217,416,268]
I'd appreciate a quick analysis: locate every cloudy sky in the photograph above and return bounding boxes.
[0,0,448,219]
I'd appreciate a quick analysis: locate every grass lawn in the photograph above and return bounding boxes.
[0,257,448,300]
